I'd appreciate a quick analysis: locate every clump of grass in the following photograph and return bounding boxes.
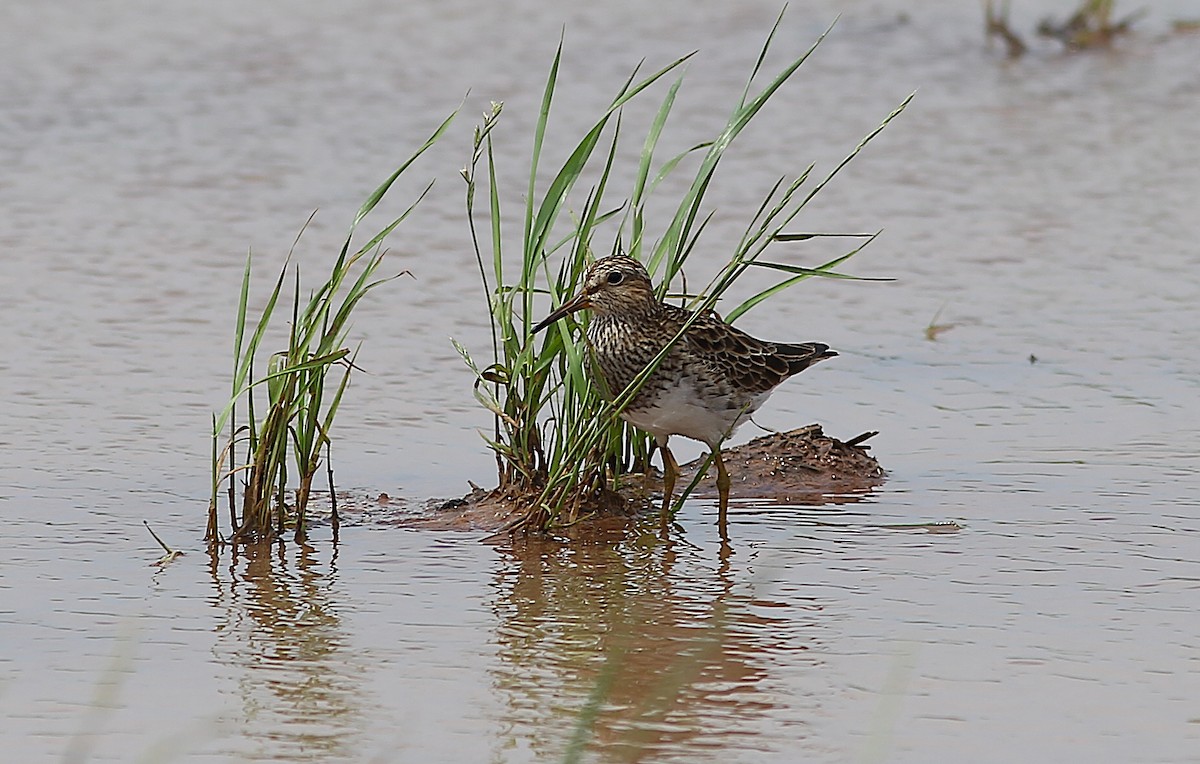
[985,1,1030,57]
[458,14,907,531]
[1036,0,1144,48]
[986,0,1143,57]
[207,113,455,546]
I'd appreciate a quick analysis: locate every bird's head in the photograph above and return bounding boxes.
[533,255,657,332]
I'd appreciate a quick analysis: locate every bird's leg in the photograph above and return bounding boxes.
[714,446,730,542]
[659,439,679,528]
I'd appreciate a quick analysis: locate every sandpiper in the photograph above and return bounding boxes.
[533,254,836,533]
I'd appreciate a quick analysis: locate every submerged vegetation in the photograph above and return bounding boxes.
[458,14,907,532]
[207,114,455,547]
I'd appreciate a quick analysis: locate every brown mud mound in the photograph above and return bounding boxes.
[407,424,885,532]
[680,423,885,503]
[406,485,649,535]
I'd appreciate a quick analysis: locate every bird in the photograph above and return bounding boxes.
[533,254,836,535]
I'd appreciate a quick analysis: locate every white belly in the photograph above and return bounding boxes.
[622,381,767,447]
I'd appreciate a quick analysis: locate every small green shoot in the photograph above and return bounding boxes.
[144,520,183,568]
[924,304,956,341]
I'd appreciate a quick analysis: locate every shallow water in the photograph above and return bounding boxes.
[3,1,1199,761]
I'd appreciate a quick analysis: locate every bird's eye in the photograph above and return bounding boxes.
[606,270,624,285]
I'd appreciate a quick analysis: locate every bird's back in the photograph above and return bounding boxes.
[666,304,835,394]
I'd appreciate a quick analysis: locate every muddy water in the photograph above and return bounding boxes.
[3,0,1199,761]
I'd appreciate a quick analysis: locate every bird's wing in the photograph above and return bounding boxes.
[665,305,834,394]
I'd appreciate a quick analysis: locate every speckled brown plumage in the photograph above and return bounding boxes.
[534,254,836,534]
[591,302,833,440]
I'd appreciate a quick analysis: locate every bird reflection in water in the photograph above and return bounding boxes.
[487,521,825,761]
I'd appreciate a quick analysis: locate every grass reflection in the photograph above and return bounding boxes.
[208,542,362,762]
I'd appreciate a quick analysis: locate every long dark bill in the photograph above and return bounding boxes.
[531,292,590,333]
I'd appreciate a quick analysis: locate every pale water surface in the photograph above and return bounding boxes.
[2,1,1199,762]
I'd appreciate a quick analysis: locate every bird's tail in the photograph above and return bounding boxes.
[777,342,837,376]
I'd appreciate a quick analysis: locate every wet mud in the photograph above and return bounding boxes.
[391,424,885,532]
[680,424,885,502]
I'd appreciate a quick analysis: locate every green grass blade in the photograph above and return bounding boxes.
[795,92,915,211]
[353,108,459,230]
[631,73,686,212]
[525,34,564,260]
[774,232,877,241]
[743,260,891,280]
[725,233,884,322]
